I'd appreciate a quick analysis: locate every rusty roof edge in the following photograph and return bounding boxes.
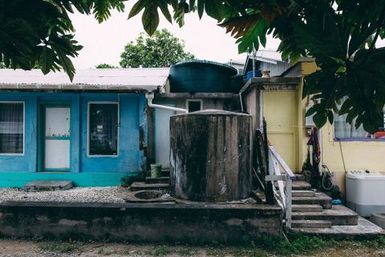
[239,76,301,95]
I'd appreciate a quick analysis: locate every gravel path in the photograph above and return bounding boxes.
[0,187,127,203]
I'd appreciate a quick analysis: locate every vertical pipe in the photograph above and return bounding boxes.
[252,44,257,78]
[264,118,275,204]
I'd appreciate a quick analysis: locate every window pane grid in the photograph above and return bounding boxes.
[0,103,24,154]
[89,103,118,156]
[334,107,385,140]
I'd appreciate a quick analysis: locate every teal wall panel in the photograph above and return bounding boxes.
[0,92,146,187]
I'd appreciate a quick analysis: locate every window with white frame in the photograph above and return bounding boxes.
[334,107,385,140]
[186,99,203,112]
[88,103,119,156]
[0,102,24,154]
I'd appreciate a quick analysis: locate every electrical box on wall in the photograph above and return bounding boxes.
[305,112,316,127]
[304,99,316,136]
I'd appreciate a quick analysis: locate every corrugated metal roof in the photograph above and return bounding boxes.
[249,50,283,64]
[0,68,169,91]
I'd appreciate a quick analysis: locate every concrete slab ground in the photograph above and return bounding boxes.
[292,217,384,239]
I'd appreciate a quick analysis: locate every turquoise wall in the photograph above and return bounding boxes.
[0,92,146,187]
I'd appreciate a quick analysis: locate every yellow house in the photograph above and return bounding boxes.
[241,57,385,195]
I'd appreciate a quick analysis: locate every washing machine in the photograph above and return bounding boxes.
[346,171,385,217]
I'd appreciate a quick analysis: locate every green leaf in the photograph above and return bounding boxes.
[339,98,352,115]
[327,110,334,124]
[305,106,317,117]
[313,111,327,128]
[197,0,204,18]
[142,7,159,35]
[159,1,173,23]
[128,0,145,19]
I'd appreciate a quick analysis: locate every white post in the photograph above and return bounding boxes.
[285,175,292,228]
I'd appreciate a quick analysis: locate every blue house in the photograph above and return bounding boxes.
[0,68,169,187]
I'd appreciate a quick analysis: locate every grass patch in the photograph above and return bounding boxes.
[39,241,78,253]
[145,245,198,257]
[205,233,333,256]
[146,245,173,256]
[272,233,330,255]
[174,247,198,256]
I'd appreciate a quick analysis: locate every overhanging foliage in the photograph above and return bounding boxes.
[2,0,385,131]
[128,0,385,132]
[0,0,124,80]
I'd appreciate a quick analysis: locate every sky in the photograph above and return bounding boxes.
[69,3,281,69]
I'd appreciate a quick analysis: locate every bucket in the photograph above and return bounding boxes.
[150,164,162,178]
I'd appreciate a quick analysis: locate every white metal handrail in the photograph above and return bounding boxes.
[266,145,296,228]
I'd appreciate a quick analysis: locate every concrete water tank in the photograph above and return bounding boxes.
[170,110,252,202]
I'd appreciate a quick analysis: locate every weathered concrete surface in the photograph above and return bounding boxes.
[24,180,73,191]
[170,110,252,202]
[291,217,384,239]
[0,201,282,243]
[292,204,358,225]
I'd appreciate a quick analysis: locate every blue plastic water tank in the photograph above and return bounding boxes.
[246,70,262,80]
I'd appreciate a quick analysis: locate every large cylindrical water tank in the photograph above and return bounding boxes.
[169,60,238,93]
[170,110,252,202]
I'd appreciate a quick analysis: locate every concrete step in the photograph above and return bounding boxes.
[292,205,359,225]
[290,217,384,239]
[292,204,323,212]
[130,182,170,191]
[145,176,170,184]
[292,192,332,209]
[161,168,170,177]
[292,190,315,197]
[24,180,73,191]
[294,174,306,181]
[291,220,332,229]
[292,181,311,190]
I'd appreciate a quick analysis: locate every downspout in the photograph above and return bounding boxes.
[239,91,244,112]
[240,47,257,113]
[145,92,188,113]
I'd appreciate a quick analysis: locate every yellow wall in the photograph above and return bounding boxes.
[297,61,385,194]
[262,60,385,194]
[321,122,385,194]
[262,61,316,172]
[263,89,300,171]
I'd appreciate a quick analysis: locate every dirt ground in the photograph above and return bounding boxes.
[0,239,385,257]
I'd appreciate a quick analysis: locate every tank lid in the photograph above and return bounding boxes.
[346,171,385,180]
[177,109,251,117]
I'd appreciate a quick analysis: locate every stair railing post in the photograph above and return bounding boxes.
[285,175,292,228]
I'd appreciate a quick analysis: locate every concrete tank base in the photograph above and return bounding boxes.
[0,201,282,243]
[170,110,252,202]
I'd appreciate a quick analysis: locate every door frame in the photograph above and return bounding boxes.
[38,103,72,172]
[154,103,176,168]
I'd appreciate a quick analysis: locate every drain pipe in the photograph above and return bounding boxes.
[145,92,188,113]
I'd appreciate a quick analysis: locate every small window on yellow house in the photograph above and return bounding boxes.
[334,108,385,140]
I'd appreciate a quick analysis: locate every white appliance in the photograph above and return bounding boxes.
[346,171,385,217]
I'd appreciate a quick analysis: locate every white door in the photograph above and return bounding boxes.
[155,107,175,168]
[44,106,71,170]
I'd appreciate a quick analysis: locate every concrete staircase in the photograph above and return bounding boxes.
[290,180,358,230]
[130,168,171,191]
